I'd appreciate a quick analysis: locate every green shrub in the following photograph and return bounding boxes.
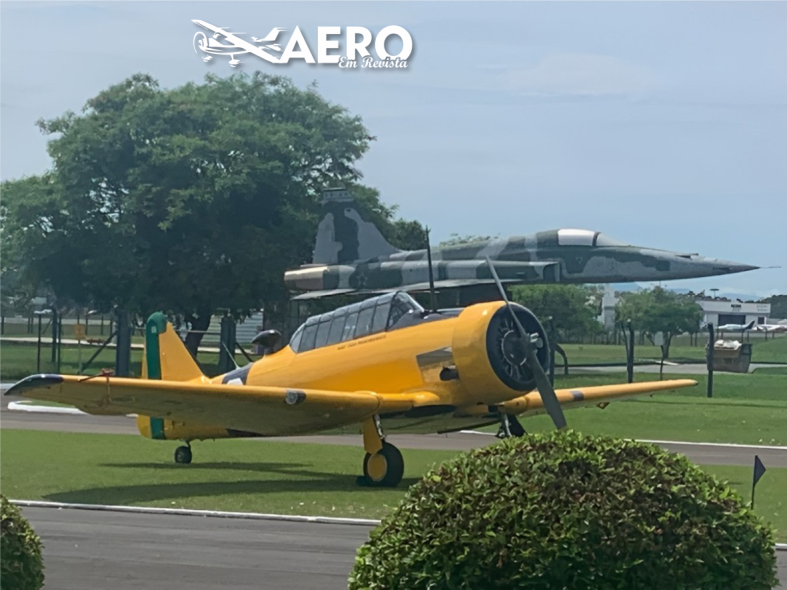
[1,496,44,590]
[349,431,777,589]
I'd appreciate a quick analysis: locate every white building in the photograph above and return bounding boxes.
[696,299,771,327]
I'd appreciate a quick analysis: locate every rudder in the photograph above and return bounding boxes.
[143,312,204,382]
[313,188,401,264]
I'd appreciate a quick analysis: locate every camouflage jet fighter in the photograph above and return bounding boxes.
[284,189,758,299]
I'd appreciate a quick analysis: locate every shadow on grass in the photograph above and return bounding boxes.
[43,474,422,505]
[101,461,308,474]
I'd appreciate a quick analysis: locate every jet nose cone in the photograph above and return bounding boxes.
[708,260,759,275]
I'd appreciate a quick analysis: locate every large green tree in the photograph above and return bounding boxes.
[615,287,702,359]
[511,284,602,334]
[2,73,423,352]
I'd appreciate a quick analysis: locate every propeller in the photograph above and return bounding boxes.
[485,257,567,430]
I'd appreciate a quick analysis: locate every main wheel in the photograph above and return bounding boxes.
[174,445,192,464]
[361,442,404,487]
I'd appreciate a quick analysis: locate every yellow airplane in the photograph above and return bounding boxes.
[8,273,695,487]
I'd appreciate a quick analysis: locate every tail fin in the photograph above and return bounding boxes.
[745,320,756,330]
[142,312,204,382]
[313,188,401,264]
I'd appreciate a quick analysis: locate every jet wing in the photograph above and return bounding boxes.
[402,278,521,292]
[499,379,697,416]
[291,289,357,300]
[6,374,438,436]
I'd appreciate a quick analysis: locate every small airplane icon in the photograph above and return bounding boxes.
[193,20,284,66]
[252,28,286,43]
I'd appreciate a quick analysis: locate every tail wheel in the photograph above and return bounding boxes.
[174,445,192,464]
[361,442,404,487]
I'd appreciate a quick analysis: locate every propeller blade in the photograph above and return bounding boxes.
[485,257,568,430]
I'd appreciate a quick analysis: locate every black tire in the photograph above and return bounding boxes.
[361,442,404,488]
[174,445,192,464]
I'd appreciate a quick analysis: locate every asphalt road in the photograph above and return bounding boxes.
[3,393,786,468]
[20,506,787,590]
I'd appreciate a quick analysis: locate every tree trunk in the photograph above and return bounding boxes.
[184,310,211,358]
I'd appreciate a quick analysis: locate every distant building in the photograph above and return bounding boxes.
[596,288,773,331]
[598,285,618,331]
[696,299,771,327]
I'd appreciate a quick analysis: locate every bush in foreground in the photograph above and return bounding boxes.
[349,431,776,589]
[1,495,44,590]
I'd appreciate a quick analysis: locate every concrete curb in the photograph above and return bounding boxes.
[11,500,381,527]
[459,431,786,451]
[11,500,786,551]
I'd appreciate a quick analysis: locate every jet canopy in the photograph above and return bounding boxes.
[555,229,628,247]
[290,292,424,354]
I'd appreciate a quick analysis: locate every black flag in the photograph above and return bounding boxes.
[751,455,767,509]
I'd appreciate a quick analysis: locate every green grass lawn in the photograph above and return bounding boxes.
[512,371,787,445]
[1,429,783,541]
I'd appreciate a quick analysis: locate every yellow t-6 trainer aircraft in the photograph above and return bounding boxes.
[8,270,695,487]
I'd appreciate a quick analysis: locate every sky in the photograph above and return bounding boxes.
[1,1,785,298]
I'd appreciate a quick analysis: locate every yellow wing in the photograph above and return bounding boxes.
[499,379,697,416]
[6,374,437,436]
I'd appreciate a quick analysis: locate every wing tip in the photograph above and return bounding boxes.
[5,374,64,396]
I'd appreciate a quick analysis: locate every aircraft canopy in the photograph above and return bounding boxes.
[290,292,424,353]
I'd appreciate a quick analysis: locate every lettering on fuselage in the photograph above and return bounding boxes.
[336,334,387,350]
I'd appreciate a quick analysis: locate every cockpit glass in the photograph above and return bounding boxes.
[355,306,375,338]
[290,291,424,353]
[557,229,596,247]
[388,292,422,328]
[314,316,332,348]
[342,310,360,341]
[593,233,628,247]
[326,311,347,345]
[300,321,318,352]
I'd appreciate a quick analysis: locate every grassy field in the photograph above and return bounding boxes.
[496,371,787,446]
[561,334,787,365]
[1,429,783,540]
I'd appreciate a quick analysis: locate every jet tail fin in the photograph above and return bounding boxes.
[142,313,204,382]
[745,320,756,330]
[313,189,401,264]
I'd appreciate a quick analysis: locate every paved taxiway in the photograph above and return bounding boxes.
[20,506,787,589]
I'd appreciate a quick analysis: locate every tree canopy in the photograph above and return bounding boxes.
[1,73,424,331]
[511,284,602,334]
[615,287,702,358]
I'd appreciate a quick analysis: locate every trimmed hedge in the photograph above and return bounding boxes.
[1,496,44,590]
[349,431,777,589]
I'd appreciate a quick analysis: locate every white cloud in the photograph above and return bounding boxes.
[503,54,656,97]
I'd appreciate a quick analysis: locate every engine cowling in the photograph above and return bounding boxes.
[451,302,550,406]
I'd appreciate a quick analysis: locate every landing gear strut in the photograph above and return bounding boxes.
[357,416,404,487]
[174,443,192,464]
[496,414,527,439]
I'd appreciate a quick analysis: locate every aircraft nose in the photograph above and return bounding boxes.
[669,255,759,279]
[706,260,759,275]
